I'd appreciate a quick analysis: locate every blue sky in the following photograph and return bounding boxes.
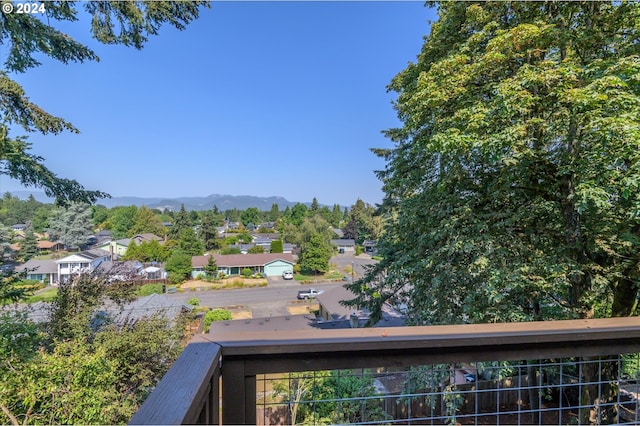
[2,1,436,207]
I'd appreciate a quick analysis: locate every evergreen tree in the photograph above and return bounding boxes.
[19,227,38,261]
[47,203,93,249]
[270,239,284,254]
[269,203,280,221]
[178,228,204,257]
[170,204,191,240]
[0,1,206,205]
[310,197,319,212]
[199,213,219,250]
[204,255,218,278]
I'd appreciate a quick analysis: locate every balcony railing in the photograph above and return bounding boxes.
[130,317,640,425]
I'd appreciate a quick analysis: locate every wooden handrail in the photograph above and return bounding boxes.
[131,317,640,425]
[129,335,221,425]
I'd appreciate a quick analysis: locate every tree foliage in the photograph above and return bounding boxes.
[0,1,207,204]
[46,202,93,249]
[0,273,187,425]
[299,233,332,274]
[347,1,640,326]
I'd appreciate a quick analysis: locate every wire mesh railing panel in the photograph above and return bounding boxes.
[255,354,640,425]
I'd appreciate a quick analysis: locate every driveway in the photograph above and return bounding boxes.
[331,253,377,281]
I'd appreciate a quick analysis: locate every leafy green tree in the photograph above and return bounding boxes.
[270,239,284,253]
[129,205,166,237]
[248,245,264,254]
[221,246,241,255]
[105,205,137,239]
[122,240,141,261]
[349,0,640,325]
[165,250,193,284]
[0,1,207,205]
[299,233,332,274]
[310,197,319,212]
[91,205,109,228]
[47,202,93,249]
[240,207,260,227]
[30,205,52,233]
[138,240,168,263]
[286,203,308,226]
[0,273,186,425]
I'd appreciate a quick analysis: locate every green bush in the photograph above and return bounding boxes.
[204,309,233,331]
[241,268,252,278]
[187,297,200,306]
[136,283,164,296]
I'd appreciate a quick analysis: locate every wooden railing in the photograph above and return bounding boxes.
[130,317,640,425]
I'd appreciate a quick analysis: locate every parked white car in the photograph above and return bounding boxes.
[282,270,294,280]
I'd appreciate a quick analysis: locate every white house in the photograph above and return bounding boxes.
[55,248,111,284]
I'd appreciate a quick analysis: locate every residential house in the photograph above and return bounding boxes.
[362,240,378,254]
[15,259,58,284]
[37,240,64,253]
[55,248,111,284]
[131,233,164,245]
[331,238,356,253]
[97,238,130,257]
[192,253,295,278]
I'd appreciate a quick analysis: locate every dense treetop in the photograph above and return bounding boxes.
[347,1,640,325]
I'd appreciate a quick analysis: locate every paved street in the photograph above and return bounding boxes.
[164,253,377,318]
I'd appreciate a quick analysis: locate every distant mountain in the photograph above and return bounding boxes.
[8,191,308,211]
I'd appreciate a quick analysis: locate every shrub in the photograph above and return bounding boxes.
[241,268,252,278]
[137,283,164,296]
[187,297,200,306]
[204,309,233,331]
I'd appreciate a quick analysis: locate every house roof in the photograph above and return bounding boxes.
[107,293,191,325]
[331,239,355,247]
[15,259,58,274]
[37,240,63,249]
[192,253,295,268]
[131,234,164,244]
[55,248,111,263]
[208,312,403,334]
[315,285,405,326]
[95,260,143,275]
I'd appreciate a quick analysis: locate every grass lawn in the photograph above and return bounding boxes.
[24,287,58,303]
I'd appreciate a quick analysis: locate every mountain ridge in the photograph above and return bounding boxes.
[8,191,315,211]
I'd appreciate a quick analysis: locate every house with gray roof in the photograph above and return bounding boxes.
[106,293,192,327]
[15,259,58,284]
[192,253,295,278]
[55,248,111,284]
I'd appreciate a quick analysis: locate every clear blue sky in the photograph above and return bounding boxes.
[2,1,436,207]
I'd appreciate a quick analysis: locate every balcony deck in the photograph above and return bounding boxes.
[130,317,640,425]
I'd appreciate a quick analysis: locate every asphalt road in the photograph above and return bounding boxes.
[164,280,344,317]
[164,253,377,318]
